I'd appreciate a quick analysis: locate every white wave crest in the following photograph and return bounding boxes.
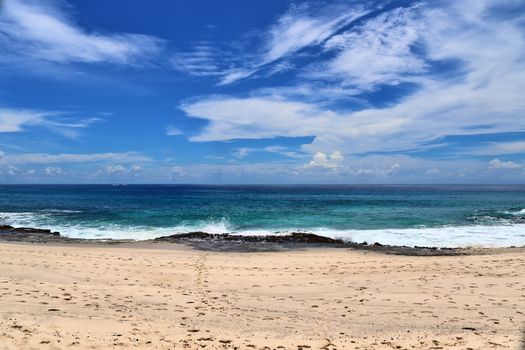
[308,225,525,248]
[510,209,525,216]
[38,209,83,214]
[0,211,49,227]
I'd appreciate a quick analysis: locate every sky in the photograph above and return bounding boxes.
[0,0,524,184]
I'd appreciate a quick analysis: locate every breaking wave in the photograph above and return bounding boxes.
[1,210,524,248]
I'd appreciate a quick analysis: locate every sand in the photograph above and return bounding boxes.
[0,242,523,350]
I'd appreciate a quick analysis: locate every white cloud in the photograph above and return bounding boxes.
[301,152,401,177]
[264,146,303,159]
[105,164,127,174]
[170,166,185,178]
[181,96,413,152]
[45,166,63,175]
[95,164,142,177]
[0,108,48,132]
[425,168,441,176]
[489,159,522,169]
[0,0,164,65]
[347,163,400,177]
[470,141,525,155]
[218,68,258,86]
[305,151,343,169]
[7,165,17,176]
[233,148,251,159]
[183,97,304,141]
[0,107,102,138]
[0,152,151,165]
[183,97,349,142]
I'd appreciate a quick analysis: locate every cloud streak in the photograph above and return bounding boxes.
[469,141,525,156]
[216,2,370,85]
[0,108,49,132]
[0,0,164,66]
[0,107,102,139]
[171,41,227,77]
[0,152,151,165]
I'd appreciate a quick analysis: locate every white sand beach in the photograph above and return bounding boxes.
[0,242,523,349]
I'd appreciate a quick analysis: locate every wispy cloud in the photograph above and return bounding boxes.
[171,41,226,77]
[264,146,303,159]
[217,2,369,85]
[182,0,525,158]
[166,125,183,136]
[252,83,364,104]
[310,5,426,90]
[468,141,525,155]
[0,107,101,138]
[168,1,371,85]
[0,0,164,66]
[0,152,151,165]
[233,148,251,159]
[262,3,361,62]
[218,68,258,86]
[0,108,50,132]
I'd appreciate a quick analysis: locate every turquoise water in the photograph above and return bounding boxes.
[0,185,524,247]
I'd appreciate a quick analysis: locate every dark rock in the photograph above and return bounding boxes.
[0,225,60,236]
[152,231,347,252]
[154,231,344,245]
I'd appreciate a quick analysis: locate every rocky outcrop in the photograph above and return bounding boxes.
[0,225,60,236]
[154,231,344,244]
[152,231,346,252]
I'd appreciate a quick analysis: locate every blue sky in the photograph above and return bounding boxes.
[0,0,524,183]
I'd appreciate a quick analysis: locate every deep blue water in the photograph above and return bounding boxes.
[0,185,524,247]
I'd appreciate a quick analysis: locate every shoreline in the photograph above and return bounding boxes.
[1,224,524,256]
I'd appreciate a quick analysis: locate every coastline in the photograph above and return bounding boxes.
[1,224,524,256]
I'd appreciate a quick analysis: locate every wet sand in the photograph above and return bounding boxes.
[0,242,524,349]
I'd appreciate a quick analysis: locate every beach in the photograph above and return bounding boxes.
[0,241,523,349]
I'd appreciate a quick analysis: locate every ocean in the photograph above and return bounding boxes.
[0,184,524,247]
